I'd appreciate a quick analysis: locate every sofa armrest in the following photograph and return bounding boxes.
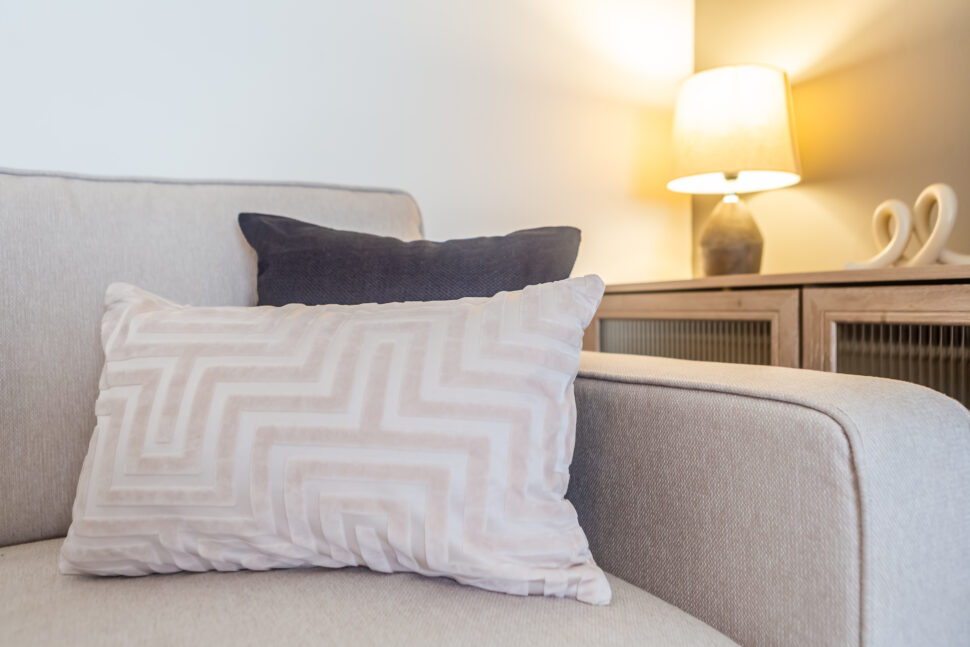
[569,351,970,647]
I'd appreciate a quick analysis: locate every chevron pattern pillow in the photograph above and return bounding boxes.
[60,276,611,605]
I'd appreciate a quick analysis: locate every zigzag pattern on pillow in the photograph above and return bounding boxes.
[60,277,611,605]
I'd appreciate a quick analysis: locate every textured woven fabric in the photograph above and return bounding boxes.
[238,212,581,306]
[60,277,610,604]
[570,351,970,647]
[1,539,737,647]
[0,168,423,548]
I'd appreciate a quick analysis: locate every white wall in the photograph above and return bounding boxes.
[0,0,694,283]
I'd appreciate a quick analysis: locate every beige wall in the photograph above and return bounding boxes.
[693,0,970,276]
[0,0,694,284]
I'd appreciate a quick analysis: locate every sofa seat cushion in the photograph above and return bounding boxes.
[1,539,736,646]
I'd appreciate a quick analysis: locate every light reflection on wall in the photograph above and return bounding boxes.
[526,0,694,105]
[696,0,967,82]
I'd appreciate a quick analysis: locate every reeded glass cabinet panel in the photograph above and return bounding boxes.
[599,318,772,364]
[834,322,970,405]
[585,289,800,368]
[804,285,970,408]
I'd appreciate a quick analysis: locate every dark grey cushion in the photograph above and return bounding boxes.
[238,213,581,306]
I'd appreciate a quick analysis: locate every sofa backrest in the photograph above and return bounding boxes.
[0,167,423,547]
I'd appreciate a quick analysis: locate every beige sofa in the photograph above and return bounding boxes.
[1,168,968,646]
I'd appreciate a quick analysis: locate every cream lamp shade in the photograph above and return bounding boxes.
[667,64,801,195]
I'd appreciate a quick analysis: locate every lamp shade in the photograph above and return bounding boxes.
[667,65,801,195]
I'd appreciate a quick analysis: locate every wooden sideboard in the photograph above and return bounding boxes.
[585,265,970,407]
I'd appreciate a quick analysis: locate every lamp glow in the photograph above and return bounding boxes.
[667,65,801,195]
[667,64,802,276]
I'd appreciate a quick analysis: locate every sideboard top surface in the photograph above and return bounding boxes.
[607,265,970,294]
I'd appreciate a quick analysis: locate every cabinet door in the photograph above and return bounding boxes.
[585,289,800,367]
[803,285,970,407]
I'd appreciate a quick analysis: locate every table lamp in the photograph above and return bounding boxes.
[668,64,801,275]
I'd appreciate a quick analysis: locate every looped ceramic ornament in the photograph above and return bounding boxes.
[845,199,912,270]
[846,183,969,269]
[907,184,970,266]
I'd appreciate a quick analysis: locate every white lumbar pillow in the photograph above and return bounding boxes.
[61,276,611,605]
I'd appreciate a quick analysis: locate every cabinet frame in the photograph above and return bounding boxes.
[585,288,801,367]
[802,284,970,372]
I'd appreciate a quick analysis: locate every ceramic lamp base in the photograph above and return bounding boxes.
[699,195,764,276]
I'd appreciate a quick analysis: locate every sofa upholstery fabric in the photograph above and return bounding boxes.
[3,166,969,646]
[60,278,610,604]
[238,212,581,306]
[569,352,970,647]
[1,539,736,647]
[0,168,423,548]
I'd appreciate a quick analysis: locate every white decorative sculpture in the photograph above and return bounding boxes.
[846,183,970,269]
[845,199,912,270]
[909,184,970,266]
